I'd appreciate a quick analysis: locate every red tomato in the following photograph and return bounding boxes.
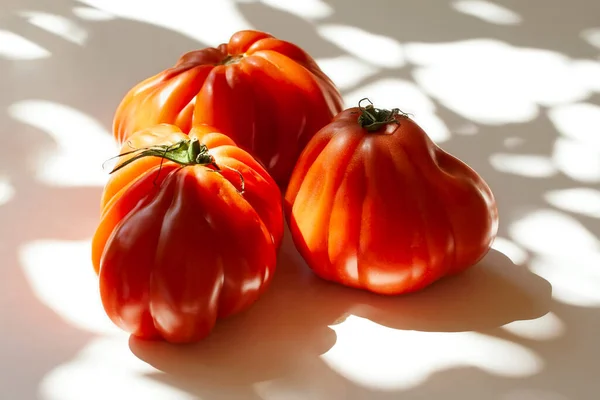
[284,100,499,295]
[92,124,283,343]
[113,30,344,187]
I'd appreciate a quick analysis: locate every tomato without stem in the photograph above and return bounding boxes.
[92,124,283,343]
[113,30,344,187]
[285,100,499,295]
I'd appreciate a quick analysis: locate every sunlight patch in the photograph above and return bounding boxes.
[581,28,600,50]
[316,56,379,91]
[19,239,121,335]
[509,209,599,257]
[548,103,600,147]
[77,0,253,46]
[0,30,51,60]
[72,6,116,21]
[544,187,600,219]
[489,153,557,178]
[19,11,88,45]
[509,210,600,306]
[253,0,333,19]
[8,100,116,186]
[491,237,529,265]
[502,312,565,340]
[452,1,522,25]
[318,25,405,68]
[39,338,193,400]
[529,253,600,307]
[552,138,600,183]
[323,316,542,390]
[406,39,594,125]
[0,176,16,206]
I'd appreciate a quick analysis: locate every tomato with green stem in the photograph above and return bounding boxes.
[285,99,499,295]
[92,124,283,343]
[113,30,344,187]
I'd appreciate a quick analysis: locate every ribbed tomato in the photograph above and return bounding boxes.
[113,30,343,186]
[285,100,499,295]
[92,124,283,343]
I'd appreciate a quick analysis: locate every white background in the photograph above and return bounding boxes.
[1,0,600,399]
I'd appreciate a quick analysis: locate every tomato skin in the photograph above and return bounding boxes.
[92,124,283,343]
[284,107,499,295]
[113,30,344,187]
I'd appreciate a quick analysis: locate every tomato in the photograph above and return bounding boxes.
[92,124,283,343]
[113,30,344,187]
[284,100,499,295]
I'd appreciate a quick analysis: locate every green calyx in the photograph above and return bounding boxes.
[357,98,408,132]
[108,138,217,174]
[105,137,246,193]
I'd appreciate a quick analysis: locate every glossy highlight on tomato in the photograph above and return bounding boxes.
[113,30,344,187]
[92,124,283,343]
[285,100,499,295]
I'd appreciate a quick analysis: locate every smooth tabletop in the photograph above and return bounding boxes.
[1,1,599,399]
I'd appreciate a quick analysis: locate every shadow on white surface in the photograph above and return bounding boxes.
[128,230,551,399]
[1,0,600,399]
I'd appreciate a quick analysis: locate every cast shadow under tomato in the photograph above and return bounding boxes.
[129,228,552,398]
[347,248,553,333]
[129,239,344,398]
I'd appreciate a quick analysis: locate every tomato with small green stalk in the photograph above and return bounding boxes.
[113,29,344,187]
[285,99,499,295]
[92,124,283,343]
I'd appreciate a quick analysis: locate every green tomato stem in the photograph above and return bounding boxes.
[104,138,246,194]
[357,98,407,132]
[108,138,217,173]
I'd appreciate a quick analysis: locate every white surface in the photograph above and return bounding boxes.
[1,0,599,399]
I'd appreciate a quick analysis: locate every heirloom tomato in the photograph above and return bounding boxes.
[113,30,343,186]
[285,100,499,295]
[92,124,283,343]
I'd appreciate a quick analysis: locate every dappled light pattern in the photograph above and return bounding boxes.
[71,6,115,21]
[317,24,405,68]
[452,1,522,25]
[552,137,600,183]
[8,100,116,186]
[39,338,195,400]
[406,39,600,124]
[78,0,253,45]
[509,209,599,256]
[549,102,600,146]
[501,312,565,341]
[19,11,88,45]
[544,188,600,219]
[489,153,557,178]
[0,176,16,206]
[19,239,122,335]
[323,316,542,390]
[316,55,379,91]
[3,0,600,398]
[491,237,528,265]
[509,210,600,307]
[236,0,334,20]
[581,28,600,50]
[529,254,600,307]
[0,29,51,59]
